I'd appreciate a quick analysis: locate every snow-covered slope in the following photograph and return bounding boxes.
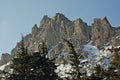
[55,41,113,78]
[81,41,112,76]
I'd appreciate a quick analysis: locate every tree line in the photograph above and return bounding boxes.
[0,38,120,80]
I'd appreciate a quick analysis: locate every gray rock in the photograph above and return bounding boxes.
[91,17,114,47]
[1,13,120,65]
[0,53,11,66]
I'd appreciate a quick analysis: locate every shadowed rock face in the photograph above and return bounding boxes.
[91,17,114,46]
[1,13,119,65]
[0,53,11,66]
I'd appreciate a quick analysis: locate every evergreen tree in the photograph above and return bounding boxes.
[64,39,83,80]
[5,37,61,80]
[30,52,61,80]
[106,47,120,80]
[89,65,105,80]
[39,41,48,57]
[5,36,32,80]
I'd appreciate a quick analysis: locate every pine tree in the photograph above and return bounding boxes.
[30,52,61,80]
[39,41,48,57]
[64,39,83,80]
[107,47,120,80]
[5,37,61,80]
[89,65,105,80]
[5,36,31,80]
[28,42,61,80]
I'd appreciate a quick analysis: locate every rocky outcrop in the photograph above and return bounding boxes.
[0,13,120,65]
[73,18,90,46]
[112,35,120,46]
[39,13,73,47]
[39,13,90,49]
[91,17,115,46]
[8,14,120,63]
[0,53,11,66]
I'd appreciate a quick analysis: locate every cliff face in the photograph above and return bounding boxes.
[0,13,120,65]
[0,53,11,66]
[91,17,115,46]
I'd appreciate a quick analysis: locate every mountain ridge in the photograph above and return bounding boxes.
[0,13,120,66]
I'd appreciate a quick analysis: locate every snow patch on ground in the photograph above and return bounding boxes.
[0,62,10,70]
[83,44,100,55]
[81,41,112,75]
[56,41,113,78]
[55,64,74,78]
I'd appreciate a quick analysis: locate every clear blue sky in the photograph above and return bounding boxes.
[0,0,120,54]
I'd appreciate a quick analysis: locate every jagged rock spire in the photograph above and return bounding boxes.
[102,16,111,27]
[40,15,51,27]
[32,24,39,34]
[91,17,113,46]
[3,13,117,66]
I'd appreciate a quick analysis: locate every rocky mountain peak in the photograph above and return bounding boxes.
[102,16,111,27]
[93,17,111,28]
[91,17,114,46]
[42,15,50,21]
[32,24,38,33]
[31,24,40,38]
[55,13,65,17]
[0,13,120,66]
[53,13,70,22]
[40,15,51,27]
[102,16,109,22]
[74,18,84,24]
[73,18,89,45]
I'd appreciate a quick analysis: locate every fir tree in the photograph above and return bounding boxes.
[6,36,31,80]
[5,37,61,80]
[64,39,83,80]
[38,41,48,57]
[89,65,105,80]
[107,47,120,80]
[30,52,61,80]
